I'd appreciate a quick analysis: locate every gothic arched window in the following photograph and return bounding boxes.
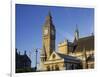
[71,64,74,69]
[55,65,59,70]
[47,66,50,71]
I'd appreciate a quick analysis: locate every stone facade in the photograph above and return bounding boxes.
[39,12,94,71]
[58,40,69,55]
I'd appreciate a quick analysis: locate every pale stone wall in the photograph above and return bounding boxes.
[44,62,65,71]
[70,50,94,69]
[87,62,94,68]
[58,40,68,55]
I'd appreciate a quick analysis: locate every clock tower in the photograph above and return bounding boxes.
[42,12,56,60]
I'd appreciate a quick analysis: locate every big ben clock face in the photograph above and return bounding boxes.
[44,29,48,35]
[51,30,54,35]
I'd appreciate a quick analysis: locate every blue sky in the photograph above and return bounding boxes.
[16,4,94,67]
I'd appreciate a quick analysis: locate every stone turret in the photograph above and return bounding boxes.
[82,48,88,69]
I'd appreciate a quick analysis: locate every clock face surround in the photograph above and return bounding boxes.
[51,30,54,35]
[43,29,54,35]
[44,29,48,35]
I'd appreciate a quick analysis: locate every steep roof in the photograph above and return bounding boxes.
[74,35,94,52]
[44,52,81,64]
[43,11,55,28]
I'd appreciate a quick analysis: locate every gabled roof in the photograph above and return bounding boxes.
[48,51,63,60]
[44,51,81,64]
[56,52,81,63]
[74,35,94,52]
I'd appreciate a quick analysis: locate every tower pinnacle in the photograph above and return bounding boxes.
[48,11,52,17]
[46,11,52,21]
[74,24,79,41]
